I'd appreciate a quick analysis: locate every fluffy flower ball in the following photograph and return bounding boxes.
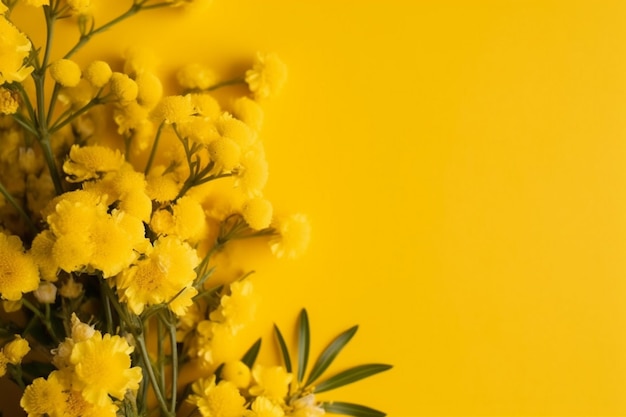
[49,59,82,87]
[0,233,40,301]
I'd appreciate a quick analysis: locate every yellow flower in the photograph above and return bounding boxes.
[189,92,221,118]
[0,232,40,300]
[192,320,241,366]
[216,112,257,150]
[242,197,273,230]
[49,59,82,87]
[221,360,251,389]
[63,144,125,182]
[146,167,182,202]
[0,16,34,84]
[153,95,195,124]
[82,163,152,222]
[208,137,241,171]
[237,147,269,196]
[70,331,142,406]
[30,230,59,281]
[117,236,199,315]
[110,72,138,102]
[249,365,293,402]
[189,375,247,417]
[83,60,112,88]
[177,63,218,90]
[0,87,19,114]
[0,2,7,13]
[246,396,286,417]
[245,52,288,100]
[270,214,311,259]
[58,79,94,107]
[151,197,208,241]
[46,190,147,278]
[22,369,118,417]
[20,372,66,417]
[232,96,264,132]
[114,100,150,135]
[3,334,29,364]
[210,279,257,333]
[59,388,119,417]
[135,72,163,109]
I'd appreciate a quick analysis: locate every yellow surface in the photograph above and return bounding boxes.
[6,1,626,416]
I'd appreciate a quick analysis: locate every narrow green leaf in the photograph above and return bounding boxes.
[322,402,386,417]
[297,308,310,383]
[241,338,262,368]
[314,364,392,393]
[273,324,292,373]
[306,325,358,386]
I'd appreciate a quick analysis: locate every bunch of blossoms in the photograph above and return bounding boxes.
[0,1,390,416]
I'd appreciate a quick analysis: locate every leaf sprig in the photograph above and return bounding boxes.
[277,309,393,417]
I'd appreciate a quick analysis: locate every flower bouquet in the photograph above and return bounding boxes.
[0,1,391,416]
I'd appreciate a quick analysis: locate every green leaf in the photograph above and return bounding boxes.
[297,308,310,383]
[273,324,292,373]
[241,338,262,368]
[314,364,392,394]
[306,325,358,386]
[321,402,386,417]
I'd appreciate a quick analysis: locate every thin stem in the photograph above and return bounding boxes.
[166,312,178,414]
[21,298,60,345]
[13,82,36,123]
[100,280,114,334]
[49,96,106,134]
[10,114,38,137]
[64,3,143,59]
[144,120,166,175]
[9,365,26,390]
[41,5,56,72]
[135,332,174,417]
[39,137,64,195]
[157,317,166,395]
[0,182,38,234]
[46,83,61,125]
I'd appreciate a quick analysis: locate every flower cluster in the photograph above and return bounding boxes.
[0,1,388,416]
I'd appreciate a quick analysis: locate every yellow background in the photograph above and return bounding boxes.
[6,0,626,416]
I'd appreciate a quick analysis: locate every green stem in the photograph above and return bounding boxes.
[101,280,114,334]
[10,114,38,137]
[144,120,166,175]
[41,5,56,72]
[9,364,26,390]
[135,332,174,417]
[39,137,64,195]
[49,96,106,134]
[63,2,143,59]
[0,182,38,234]
[166,312,178,414]
[157,317,166,395]
[22,298,60,345]
[13,82,36,123]
[46,83,61,125]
